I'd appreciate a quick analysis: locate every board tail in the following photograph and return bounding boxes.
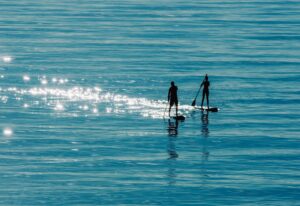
[173,115,185,121]
[209,107,218,112]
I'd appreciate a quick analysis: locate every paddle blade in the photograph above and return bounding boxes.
[191,99,196,106]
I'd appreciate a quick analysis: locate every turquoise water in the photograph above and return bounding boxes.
[1,1,300,205]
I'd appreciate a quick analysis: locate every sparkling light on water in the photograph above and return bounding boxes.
[3,128,13,137]
[23,75,31,82]
[54,103,64,111]
[2,85,193,119]
[2,56,12,63]
[41,79,48,85]
[52,78,57,83]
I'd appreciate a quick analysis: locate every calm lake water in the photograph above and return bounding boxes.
[0,0,300,205]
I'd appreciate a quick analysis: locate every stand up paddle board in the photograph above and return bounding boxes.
[195,106,219,112]
[171,115,185,121]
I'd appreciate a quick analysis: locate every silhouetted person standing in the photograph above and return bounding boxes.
[201,74,210,109]
[168,81,178,117]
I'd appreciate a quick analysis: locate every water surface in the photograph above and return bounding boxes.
[0,0,300,205]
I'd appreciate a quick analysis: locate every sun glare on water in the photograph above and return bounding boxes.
[23,75,31,82]
[3,128,13,137]
[2,78,193,119]
[2,56,12,63]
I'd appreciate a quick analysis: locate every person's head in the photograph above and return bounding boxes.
[205,74,208,81]
[171,81,175,86]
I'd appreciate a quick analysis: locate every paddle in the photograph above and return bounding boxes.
[191,88,201,106]
[191,76,205,106]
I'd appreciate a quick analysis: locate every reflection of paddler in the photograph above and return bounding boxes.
[201,111,209,137]
[168,119,178,136]
[167,121,179,159]
[168,81,178,117]
[201,111,209,164]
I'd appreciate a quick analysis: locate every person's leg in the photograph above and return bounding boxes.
[169,101,173,117]
[201,91,205,108]
[206,91,209,109]
[175,103,178,116]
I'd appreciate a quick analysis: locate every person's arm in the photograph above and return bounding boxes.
[168,88,171,102]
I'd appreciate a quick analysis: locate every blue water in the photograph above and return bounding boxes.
[1,0,300,205]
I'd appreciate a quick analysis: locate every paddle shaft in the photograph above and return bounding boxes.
[194,88,201,99]
[192,77,205,106]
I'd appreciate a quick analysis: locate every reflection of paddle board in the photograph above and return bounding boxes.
[195,106,219,112]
